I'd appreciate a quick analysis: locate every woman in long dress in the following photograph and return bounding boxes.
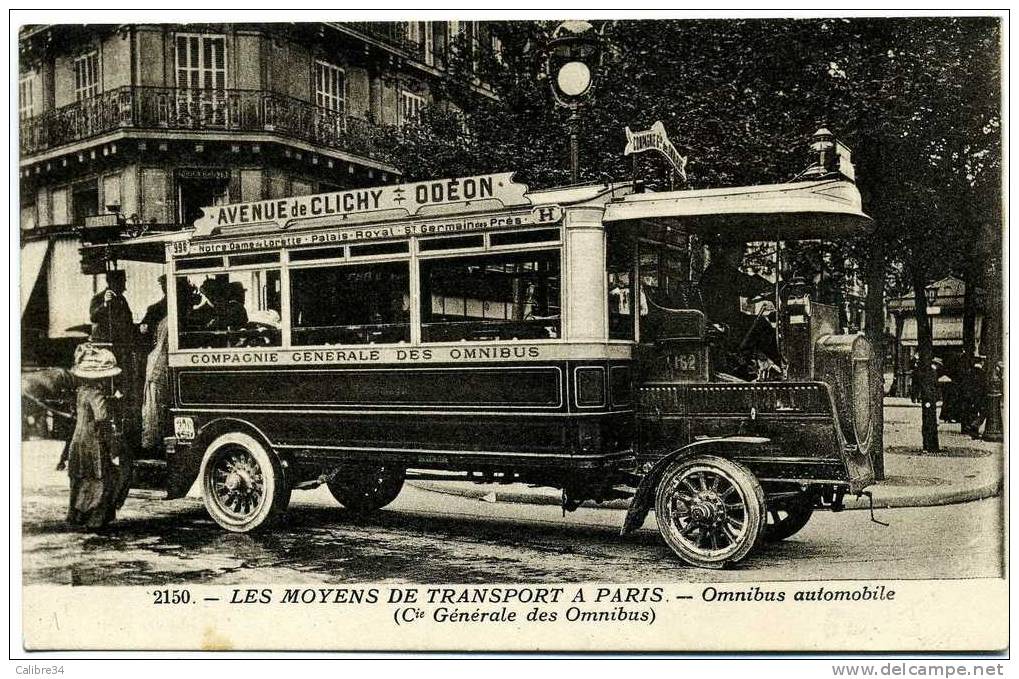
[141,318,169,453]
[67,345,131,530]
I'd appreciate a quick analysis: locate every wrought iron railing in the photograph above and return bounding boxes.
[20,86,394,164]
[335,22,427,61]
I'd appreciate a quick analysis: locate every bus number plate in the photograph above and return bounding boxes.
[173,417,196,441]
[669,353,698,371]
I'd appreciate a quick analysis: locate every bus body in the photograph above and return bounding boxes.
[84,164,877,569]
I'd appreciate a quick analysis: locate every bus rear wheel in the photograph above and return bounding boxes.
[327,464,405,512]
[200,433,290,533]
[654,455,766,569]
[764,493,814,542]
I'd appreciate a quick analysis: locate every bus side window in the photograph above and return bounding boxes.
[607,231,635,341]
[419,249,561,343]
[175,270,282,349]
[289,261,410,346]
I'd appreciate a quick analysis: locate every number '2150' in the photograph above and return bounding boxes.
[153,588,191,604]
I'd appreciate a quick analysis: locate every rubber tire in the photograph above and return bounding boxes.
[654,455,766,569]
[763,495,814,542]
[199,432,290,533]
[327,465,405,512]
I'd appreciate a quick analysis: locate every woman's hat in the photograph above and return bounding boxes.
[71,344,122,379]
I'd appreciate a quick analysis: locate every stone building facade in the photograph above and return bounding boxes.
[19,21,499,364]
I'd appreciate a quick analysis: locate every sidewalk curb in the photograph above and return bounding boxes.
[841,478,1003,510]
[408,476,1002,512]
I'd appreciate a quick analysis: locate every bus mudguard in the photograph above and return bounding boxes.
[621,436,772,535]
[166,416,283,500]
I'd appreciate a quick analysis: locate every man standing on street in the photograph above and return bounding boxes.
[88,269,141,451]
[89,269,136,346]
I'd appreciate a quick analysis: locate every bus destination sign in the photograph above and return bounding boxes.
[192,172,530,236]
[173,206,564,257]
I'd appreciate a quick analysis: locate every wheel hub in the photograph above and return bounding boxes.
[689,492,726,525]
[212,451,264,517]
[224,469,251,492]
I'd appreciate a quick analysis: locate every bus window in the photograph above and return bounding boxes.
[419,250,561,342]
[176,269,282,349]
[607,231,635,340]
[290,261,410,346]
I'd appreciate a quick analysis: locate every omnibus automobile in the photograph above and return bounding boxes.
[79,139,877,569]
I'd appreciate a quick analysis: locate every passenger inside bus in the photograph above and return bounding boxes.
[177,270,282,349]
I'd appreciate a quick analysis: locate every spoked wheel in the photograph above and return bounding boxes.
[655,455,766,569]
[200,433,290,532]
[327,464,405,512]
[764,493,815,542]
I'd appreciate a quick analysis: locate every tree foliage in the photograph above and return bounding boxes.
[380,17,1001,451]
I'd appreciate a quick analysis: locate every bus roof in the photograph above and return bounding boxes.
[81,173,870,264]
[603,177,871,241]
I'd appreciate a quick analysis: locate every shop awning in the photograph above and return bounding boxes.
[79,229,190,264]
[48,236,94,338]
[603,178,872,241]
[20,238,51,316]
[899,315,982,347]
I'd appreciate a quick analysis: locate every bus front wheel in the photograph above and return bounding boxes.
[327,465,405,512]
[200,432,290,532]
[654,455,766,569]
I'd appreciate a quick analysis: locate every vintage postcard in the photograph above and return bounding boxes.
[14,11,1007,655]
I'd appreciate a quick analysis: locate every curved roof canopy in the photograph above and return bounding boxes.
[603,178,871,242]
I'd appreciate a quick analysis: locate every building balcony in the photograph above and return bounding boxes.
[333,22,428,62]
[19,86,394,166]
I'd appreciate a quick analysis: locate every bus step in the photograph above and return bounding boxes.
[131,458,167,491]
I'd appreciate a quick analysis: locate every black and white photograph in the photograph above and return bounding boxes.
[12,10,1007,657]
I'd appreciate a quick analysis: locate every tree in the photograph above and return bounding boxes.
[382,17,1001,455]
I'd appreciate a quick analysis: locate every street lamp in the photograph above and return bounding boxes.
[543,21,602,183]
[924,283,939,307]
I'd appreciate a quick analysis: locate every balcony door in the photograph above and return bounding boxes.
[313,60,345,143]
[175,34,227,128]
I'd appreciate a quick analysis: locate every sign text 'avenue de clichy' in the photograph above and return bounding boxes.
[192,172,532,236]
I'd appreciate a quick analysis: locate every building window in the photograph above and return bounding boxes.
[400,90,425,124]
[176,169,231,225]
[176,268,283,349]
[290,261,411,346]
[490,33,504,64]
[73,52,100,101]
[20,203,37,231]
[19,74,36,119]
[314,61,345,114]
[406,21,435,65]
[419,249,561,342]
[71,179,100,224]
[175,34,226,90]
[448,21,477,62]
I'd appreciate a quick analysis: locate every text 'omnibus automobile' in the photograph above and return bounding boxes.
[82,145,878,569]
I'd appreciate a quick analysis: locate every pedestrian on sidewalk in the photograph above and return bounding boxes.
[909,355,922,403]
[66,345,132,530]
[964,360,987,438]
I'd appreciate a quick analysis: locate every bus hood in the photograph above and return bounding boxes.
[602,178,871,241]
